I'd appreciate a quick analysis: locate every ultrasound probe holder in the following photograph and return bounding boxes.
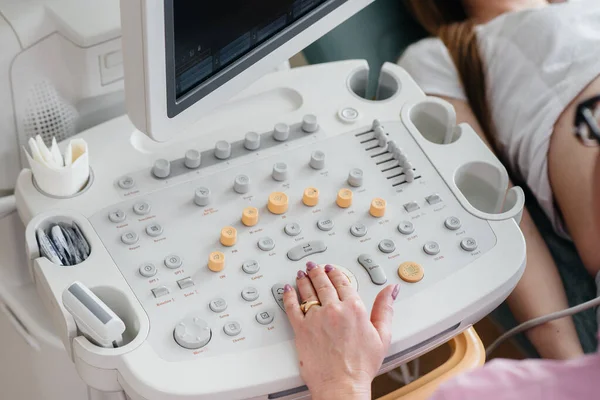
[16,60,526,399]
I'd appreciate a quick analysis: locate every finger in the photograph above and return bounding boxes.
[325,265,357,301]
[306,261,339,305]
[296,269,319,305]
[370,284,399,348]
[282,284,303,329]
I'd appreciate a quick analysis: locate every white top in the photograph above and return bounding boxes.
[398,0,600,237]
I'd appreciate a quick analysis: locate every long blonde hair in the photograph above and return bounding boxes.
[404,0,494,145]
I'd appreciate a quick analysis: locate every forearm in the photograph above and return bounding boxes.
[506,210,583,359]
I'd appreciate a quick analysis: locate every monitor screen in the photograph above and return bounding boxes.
[165,0,344,113]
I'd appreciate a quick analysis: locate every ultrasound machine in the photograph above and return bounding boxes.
[1,1,526,399]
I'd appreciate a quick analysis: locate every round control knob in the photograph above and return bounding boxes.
[184,150,201,169]
[214,141,232,160]
[273,123,290,142]
[378,133,389,148]
[152,159,171,179]
[242,207,259,227]
[301,114,319,133]
[347,168,364,187]
[405,169,415,183]
[272,163,288,182]
[208,251,225,272]
[268,192,289,215]
[309,151,326,170]
[394,149,408,164]
[336,189,353,208]
[220,226,237,247]
[194,187,211,206]
[403,161,414,171]
[370,198,386,218]
[234,174,251,194]
[302,187,319,207]
[372,119,382,129]
[173,316,211,350]
[387,140,397,153]
[244,132,261,150]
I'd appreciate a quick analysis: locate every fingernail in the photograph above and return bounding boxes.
[392,284,400,300]
[297,270,307,279]
[306,261,317,272]
[324,264,334,273]
[284,284,293,292]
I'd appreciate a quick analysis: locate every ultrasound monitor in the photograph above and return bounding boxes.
[121,0,375,142]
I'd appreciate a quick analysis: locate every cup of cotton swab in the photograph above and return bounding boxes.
[23,135,90,198]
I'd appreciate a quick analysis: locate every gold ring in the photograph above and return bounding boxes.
[300,300,321,314]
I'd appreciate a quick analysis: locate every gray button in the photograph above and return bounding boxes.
[404,202,420,213]
[177,277,194,289]
[108,209,126,223]
[118,176,135,189]
[223,321,242,337]
[194,187,211,206]
[139,263,157,278]
[271,284,286,312]
[398,221,415,235]
[244,132,261,150]
[164,255,182,269]
[121,231,139,245]
[184,150,201,169]
[284,223,302,237]
[317,218,335,231]
[152,159,171,179]
[241,287,259,302]
[350,223,368,237]
[242,260,260,274]
[378,239,396,254]
[209,298,228,313]
[256,310,275,325]
[445,217,462,231]
[151,286,169,298]
[426,194,443,205]
[357,254,387,285]
[273,123,290,141]
[173,316,211,349]
[461,238,478,252]
[145,223,163,237]
[133,201,151,215]
[287,241,327,261]
[272,163,288,182]
[347,168,364,187]
[302,114,319,133]
[405,169,415,183]
[257,237,275,251]
[309,150,326,170]
[234,174,251,194]
[214,140,232,159]
[424,241,441,255]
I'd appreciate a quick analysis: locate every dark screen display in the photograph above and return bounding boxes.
[173,0,327,99]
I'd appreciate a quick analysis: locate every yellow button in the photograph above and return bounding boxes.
[268,192,289,215]
[208,251,225,272]
[336,189,353,208]
[220,226,237,247]
[242,207,259,227]
[302,187,320,207]
[370,198,386,218]
[398,261,424,283]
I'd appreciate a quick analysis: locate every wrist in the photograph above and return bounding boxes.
[311,381,371,400]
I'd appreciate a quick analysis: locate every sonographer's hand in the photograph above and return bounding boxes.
[282,261,399,400]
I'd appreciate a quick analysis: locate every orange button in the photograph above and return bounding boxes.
[208,251,225,272]
[398,261,424,283]
[302,187,320,207]
[220,226,237,247]
[268,192,289,215]
[336,189,353,208]
[370,198,386,218]
[242,207,259,227]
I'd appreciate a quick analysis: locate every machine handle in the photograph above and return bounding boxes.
[378,327,485,400]
[0,301,41,351]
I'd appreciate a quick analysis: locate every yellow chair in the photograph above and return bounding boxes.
[378,327,485,400]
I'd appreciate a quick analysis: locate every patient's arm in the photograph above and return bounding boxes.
[438,96,583,359]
